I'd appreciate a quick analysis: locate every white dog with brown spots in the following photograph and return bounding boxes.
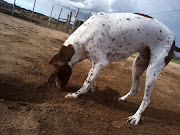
[48,12,180,125]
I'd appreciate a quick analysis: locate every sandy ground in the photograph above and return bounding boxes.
[0,13,180,135]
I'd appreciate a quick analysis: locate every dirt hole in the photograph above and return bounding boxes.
[0,75,82,103]
[0,76,54,103]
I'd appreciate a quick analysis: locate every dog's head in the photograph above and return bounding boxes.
[48,45,75,89]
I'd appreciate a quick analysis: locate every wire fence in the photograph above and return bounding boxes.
[7,0,91,33]
[1,0,180,44]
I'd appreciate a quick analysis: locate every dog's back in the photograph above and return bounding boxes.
[64,13,175,62]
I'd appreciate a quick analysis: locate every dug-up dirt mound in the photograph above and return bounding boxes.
[0,13,180,135]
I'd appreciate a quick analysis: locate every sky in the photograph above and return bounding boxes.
[3,0,180,56]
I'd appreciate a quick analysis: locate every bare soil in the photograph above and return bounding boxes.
[0,13,180,135]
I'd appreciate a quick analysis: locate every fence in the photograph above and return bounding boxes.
[11,0,91,34]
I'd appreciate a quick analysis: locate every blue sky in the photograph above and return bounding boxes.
[3,0,180,56]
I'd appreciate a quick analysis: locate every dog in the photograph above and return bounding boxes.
[48,12,180,125]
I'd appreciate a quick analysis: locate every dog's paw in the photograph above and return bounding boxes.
[127,114,140,125]
[65,93,78,99]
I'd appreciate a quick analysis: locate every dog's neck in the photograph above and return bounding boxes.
[67,44,88,69]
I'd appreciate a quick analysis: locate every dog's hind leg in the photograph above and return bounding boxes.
[127,43,174,125]
[119,48,150,101]
[128,62,165,125]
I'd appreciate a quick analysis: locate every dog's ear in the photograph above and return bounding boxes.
[59,45,75,62]
[49,53,59,64]
[48,73,56,84]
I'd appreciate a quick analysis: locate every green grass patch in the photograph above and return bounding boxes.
[171,55,180,64]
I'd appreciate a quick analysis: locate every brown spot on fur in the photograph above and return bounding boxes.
[158,38,162,41]
[164,40,175,65]
[48,62,72,88]
[48,44,74,88]
[134,13,153,19]
[58,44,75,62]
[56,63,72,88]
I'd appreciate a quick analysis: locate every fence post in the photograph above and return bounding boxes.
[12,0,16,15]
[64,14,69,31]
[77,18,81,27]
[86,12,91,21]
[64,12,72,33]
[48,5,54,27]
[72,8,79,32]
[30,0,37,22]
[56,8,63,29]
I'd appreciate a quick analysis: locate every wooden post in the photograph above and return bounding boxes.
[64,12,72,33]
[64,14,69,31]
[86,12,91,21]
[77,18,81,27]
[67,12,72,33]
[30,0,37,22]
[56,8,63,29]
[12,0,16,15]
[72,8,79,32]
[48,5,54,27]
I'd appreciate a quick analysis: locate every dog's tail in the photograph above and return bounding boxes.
[174,46,180,52]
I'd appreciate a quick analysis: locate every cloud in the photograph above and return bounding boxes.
[110,0,138,13]
[4,0,180,56]
[63,0,112,13]
[61,0,138,13]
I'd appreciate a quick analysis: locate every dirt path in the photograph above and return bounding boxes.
[0,13,180,135]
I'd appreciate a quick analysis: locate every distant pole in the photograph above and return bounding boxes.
[64,14,69,31]
[72,8,79,32]
[86,12,91,21]
[48,5,54,27]
[12,0,16,16]
[77,18,81,27]
[68,12,72,33]
[30,0,37,22]
[64,12,72,33]
[56,8,63,29]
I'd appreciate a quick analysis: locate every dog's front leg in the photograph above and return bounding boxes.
[65,61,108,98]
